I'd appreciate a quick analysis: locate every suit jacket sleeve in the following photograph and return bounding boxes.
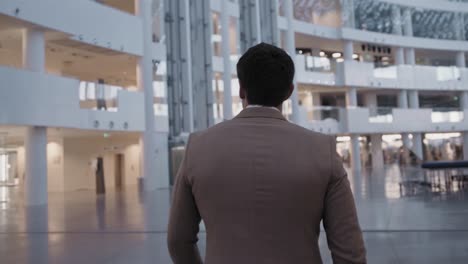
[323,136,366,264]
[167,135,203,264]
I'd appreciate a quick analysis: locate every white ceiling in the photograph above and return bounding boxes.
[0,15,139,87]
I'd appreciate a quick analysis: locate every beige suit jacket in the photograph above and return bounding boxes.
[167,107,366,264]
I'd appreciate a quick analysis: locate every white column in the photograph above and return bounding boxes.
[364,93,384,168]
[136,0,166,191]
[398,90,408,108]
[221,0,233,120]
[350,134,361,172]
[364,93,377,109]
[284,0,299,123]
[412,133,424,160]
[25,127,48,206]
[346,87,358,107]
[341,0,355,28]
[456,51,466,68]
[408,90,423,160]
[311,92,321,120]
[254,0,262,44]
[395,47,405,65]
[405,48,416,65]
[391,5,402,35]
[370,134,384,169]
[402,8,413,37]
[23,29,45,72]
[343,40,354,61]
[397,90,411,150]
[402,7,415,67]
[408,90,419,109]
[461,91,468,109]
[183,0,194,132]
[23,28,48,206]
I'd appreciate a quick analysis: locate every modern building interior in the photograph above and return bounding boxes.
[1,0,468,263]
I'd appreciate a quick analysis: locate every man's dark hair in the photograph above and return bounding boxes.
[236,43,295,107]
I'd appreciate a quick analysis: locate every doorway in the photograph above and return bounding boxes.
[114,153,125,190]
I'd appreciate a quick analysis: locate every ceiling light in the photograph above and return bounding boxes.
[353,54,359,59]
[319,51,326,57]
[332,52,342,58]
[336,58,344,62]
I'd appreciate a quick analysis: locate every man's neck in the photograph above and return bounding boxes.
[245,104,282,112]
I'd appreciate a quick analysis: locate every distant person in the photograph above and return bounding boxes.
[167,43,366,264]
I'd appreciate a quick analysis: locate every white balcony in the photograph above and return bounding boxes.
[0,66,171,132]
[345,107,468,134]
[303,107,346,134]
[295,55,337,86]
[337,60,468,91]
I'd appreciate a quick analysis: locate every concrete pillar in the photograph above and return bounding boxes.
[408,90,419,109]
[405,48,416,65]
[284,0,299,123]
[395,47,405,65]
[23,29,45,72]
[397,90,411,151]
[370,134,384,169]
[25,127,48,206]
[23,28,48,206]
[401,7,415,67]
[350,134,361,172]
[408,90,423,160]
[402,8,413,37]
[461,91,468,109]
[311,92,321,120]
[391,5,402,35]
[412,133,424,160]
[364,93,384,168]
[346,87,358,108]
[365,92,378,115]
[221,0,233,120]
[343,40,354,61]
[341,0,355,28]
[456,51,466,68]
[398,90,408,108]
[136,0,168,191]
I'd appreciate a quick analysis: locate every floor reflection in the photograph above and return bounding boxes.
[0,165,467,263]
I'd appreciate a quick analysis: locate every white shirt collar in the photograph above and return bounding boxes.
[246,105,281,112]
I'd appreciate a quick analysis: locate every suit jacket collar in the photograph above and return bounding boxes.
[234,107,288,121]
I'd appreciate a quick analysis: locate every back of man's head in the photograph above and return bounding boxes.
[237,43,295,107]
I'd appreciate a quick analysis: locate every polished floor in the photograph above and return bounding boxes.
[1,165,468,263]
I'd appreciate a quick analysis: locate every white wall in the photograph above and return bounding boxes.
[15,136,144,193]
[47,139,65,192]
[62,136,142,192]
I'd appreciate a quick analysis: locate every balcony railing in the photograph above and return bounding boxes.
[368,107,394,123]
[306,106,344,122]
[431,108,465,123]
[79,81,121,112]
